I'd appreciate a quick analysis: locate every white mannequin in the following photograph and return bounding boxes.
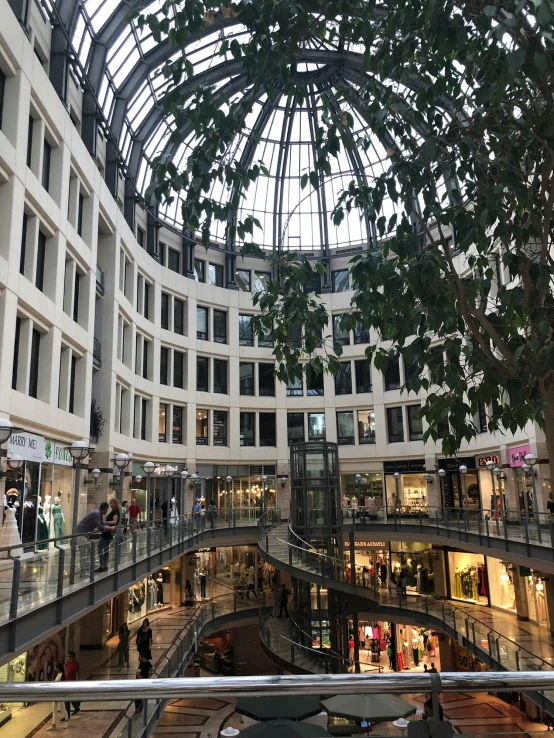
[44,494,51,528]
[0,507,23,557]
[170,497,179,525]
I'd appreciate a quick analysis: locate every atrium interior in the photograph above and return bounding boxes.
[0,0,553,737]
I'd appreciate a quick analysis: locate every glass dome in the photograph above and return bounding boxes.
[46,0,420,251]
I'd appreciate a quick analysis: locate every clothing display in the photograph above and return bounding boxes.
[36,505,49,550]
[147,578,157,610]
[156,576,164,605]
[129,582,145,613]
[52,499,65,542]
[454,565,482,601]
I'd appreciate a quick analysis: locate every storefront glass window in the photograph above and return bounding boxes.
[391,543,436,594]
[340,473,384,512]
[487,559,516,613]
[448,551,487,603]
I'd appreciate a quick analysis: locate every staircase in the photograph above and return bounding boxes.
[260,615,337,674]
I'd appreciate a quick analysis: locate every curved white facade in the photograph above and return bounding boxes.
[0,0,549,521]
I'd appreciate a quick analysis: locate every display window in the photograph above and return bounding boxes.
[487,559,516,613]
[147,569,171,611]
[340,473,384,517]
[384,473,428,513]
[212,475,276,516]
[390,544,436,594]
[344,544,389,589]
[395,624,440,672]
[526,574,547,624]
[0,653,27,725]
[127,580,147,623]
[448,551,487,603]
[356,620,392,668]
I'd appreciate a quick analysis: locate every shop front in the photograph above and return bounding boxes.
[437,457,479,510]
[6,432,76,546]
[447,551,488,604]
[344,541,389,589]
[508,444,535,515]
[131,462,185,523]
[340,472,384,517]
[194,544,273,596]
[0,653,27,725]
[487,558,517,613]
[476,453,507,517]
[383,459,428,514]
[390,542,436,594]
[395,624,440,671]
[127,567,174,624]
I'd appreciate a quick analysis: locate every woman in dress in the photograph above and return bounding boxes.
[135,618,153,661]
[117,623,130,670]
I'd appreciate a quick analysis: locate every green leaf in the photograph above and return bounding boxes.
[506,48,526,76]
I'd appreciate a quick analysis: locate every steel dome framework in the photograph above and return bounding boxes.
[13,0,442,283]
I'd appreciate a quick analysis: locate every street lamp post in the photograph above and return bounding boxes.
[163,466,175,534]
[180,470,188,520]
[69,441,91,532]
[459,464,468,520]
[113,453,130,508]
[190,473,199,514]
[143,461,155,521]
[485,460,498,520]
[438,469,446,516]
[261,475,268,515]
[393,472,400,517]
[226,475,233,523]
[524,453,541,541]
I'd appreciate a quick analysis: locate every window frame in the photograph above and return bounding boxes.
[197,306,209,340]
[336,411,355,445]
[386,406,405,443]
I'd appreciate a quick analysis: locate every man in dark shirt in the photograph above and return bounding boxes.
[278,584,290,618]
[134,652,153,716]
[76,502,114,577]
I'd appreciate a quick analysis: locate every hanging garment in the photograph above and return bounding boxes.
[52,504,65,542]
[454,569,463,599]
[380,563,388,585]
[478,564,488,596]
[156,579,164,605]
[36,506,49,550]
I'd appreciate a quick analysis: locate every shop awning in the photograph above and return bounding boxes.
[235,696,322,721]
[322,694,416,722]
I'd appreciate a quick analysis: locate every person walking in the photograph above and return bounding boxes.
[117,623,130,670]
[134,652,153,717]
[271,583,280,616]
[76,502,116,577]
[386,641,394,670]
[207,500,217,529]
[199,571,207,599]
[278,584,290,618]
[63,651,81,716]
[135,619,153,661]
[184,579,193,608]
[47,662,70,731]
[429,662,438,673]
[128,498,141,530]
[246,571,255,599]
[97,498,120,572]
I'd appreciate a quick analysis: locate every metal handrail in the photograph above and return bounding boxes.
[3,671,554,702]
[286,525,348,572]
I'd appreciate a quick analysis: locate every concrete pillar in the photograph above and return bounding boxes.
[512,566,530,621]
[432,549,448,598]
[542,575,554,635]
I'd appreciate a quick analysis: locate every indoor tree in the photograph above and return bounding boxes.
[139,0,554,482]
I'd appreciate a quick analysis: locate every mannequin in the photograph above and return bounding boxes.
[43,495,52,530]
[52,496,65,542]
[0,506,23,557]
[170,498,179,525]
[156,574,164,606]
[148,577,157,610]
[36,497,49,550]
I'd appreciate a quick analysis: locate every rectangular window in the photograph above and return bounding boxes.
[160,347,169,385]
[136,226,145,248]
[478,402,487,433]
[77,194,84,237]
[258,323,273,348]
[42,139,51,191]
[333,314,350,346]
[213,411,227,446]
[208,263,223,287]
[358,409,376,444]
[173,406,183,443]
[258,363,275,397]
[159,242,165,266]
[332,269,349,293]
[387,406,404,443]
[308,412,326,441]
[26,115,34,168]
[196,409,209,445]
[197,356,209,392]
[286,376,303,396]
[254,271,270,292]
[384,356,401,390]
[194,259,205,282]
[36,231,46,292]
[141,397,147,440]
[161,292,169,329]
[20,213,28,275]
[213,310,227,344]
[429,347,445,386]
[236,269,251,292]
[12,316,21,390]
[173,350,184,389]
[69,355,77,413]
[168,247,180,273]
[142,340,149,379]
[0,71,5,130]
[213,359,228,394]
[337,411,355,445]
[159,403,167,442]
[240,412,255,447]
[197,306,208,340]
[144,282,150,320]
[307,369,324,396]
[240,363,254,395]
[239,314,253,346]
[407,404,423,441]
[73,270,80,322]
[259,412,276,447]
[287,413,304,445]
[354,322,370,344]
[334,362,352,395]
[355,359,372,393]
[174,298,184,335]
[29,328,40,399]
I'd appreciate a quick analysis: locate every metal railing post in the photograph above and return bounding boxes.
[147,525,151,556]
[89,541,96,583]
[57,548,65,600]
[9,558,21,620]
